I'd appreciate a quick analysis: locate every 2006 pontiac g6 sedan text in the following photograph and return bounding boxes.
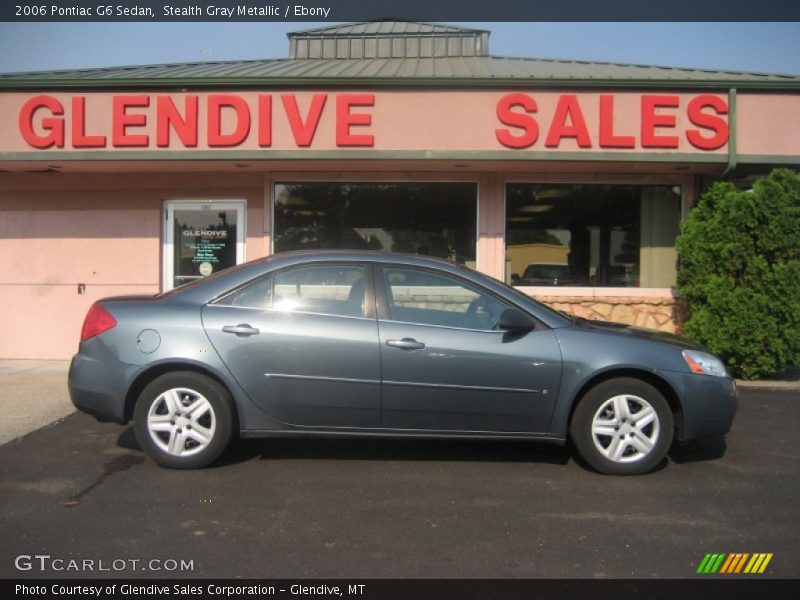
[69,251,737,475]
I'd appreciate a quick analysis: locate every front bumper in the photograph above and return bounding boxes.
[661,370,739,442]
[68,337,137,424]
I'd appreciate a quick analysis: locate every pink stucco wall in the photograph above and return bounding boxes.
[736,94,800,157]
[0,168,698,360]
[1,86,797,360]
[0,173,266,359]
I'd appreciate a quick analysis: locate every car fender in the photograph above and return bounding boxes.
[548,326,686,436]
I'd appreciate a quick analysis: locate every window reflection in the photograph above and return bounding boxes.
[274,182,477,267]
[506,184,680,288]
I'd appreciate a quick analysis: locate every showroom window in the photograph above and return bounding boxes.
[505,183,681,288]
[274,182,477,266]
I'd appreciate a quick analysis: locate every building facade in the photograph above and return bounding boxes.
[1,21,799,359]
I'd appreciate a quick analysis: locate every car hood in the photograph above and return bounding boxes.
[571,317,702,350]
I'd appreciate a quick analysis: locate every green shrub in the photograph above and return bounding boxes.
[676,169,800,379]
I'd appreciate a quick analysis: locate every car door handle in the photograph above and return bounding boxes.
[386,338,425,351]
[222,324,260,336]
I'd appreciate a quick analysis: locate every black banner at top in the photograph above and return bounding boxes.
[2,0,800,22]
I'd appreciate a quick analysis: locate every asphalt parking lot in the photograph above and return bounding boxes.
[0,388,797,579]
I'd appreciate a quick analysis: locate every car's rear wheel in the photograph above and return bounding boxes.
[570,377,674,475]
[133,371,235,469]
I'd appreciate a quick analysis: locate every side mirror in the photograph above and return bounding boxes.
[498,308,536,332]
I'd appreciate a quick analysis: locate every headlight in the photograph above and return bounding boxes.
[682,349,729,377]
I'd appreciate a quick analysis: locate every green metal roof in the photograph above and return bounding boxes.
[2,55,798,89]
[287,20,490,59]
[289,21,490,36]
[1,19,798,90]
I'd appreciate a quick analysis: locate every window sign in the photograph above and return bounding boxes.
[164,200,245,291]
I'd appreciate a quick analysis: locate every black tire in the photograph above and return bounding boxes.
[570,377,674,475]
[133,371,236,469]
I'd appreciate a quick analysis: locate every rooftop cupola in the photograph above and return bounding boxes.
[288,21,491,59]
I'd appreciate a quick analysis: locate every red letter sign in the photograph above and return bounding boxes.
[113,95,150,147]
[156,95,198,147]
[19,95,65,149]
[641,95,680,148]
[258,95,272,147]
[336,94,374,147]
[545,95,591,148]
[282,94,327,147]
[207,95,251,147]
[495,93,539,149]
[71,96,106,148]
[599,95,635,148]
[686,95,729,150]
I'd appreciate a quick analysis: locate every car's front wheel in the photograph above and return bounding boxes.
[570,377,674,475]
[133,371,235,469]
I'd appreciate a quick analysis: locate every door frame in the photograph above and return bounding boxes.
[162,199,246,292]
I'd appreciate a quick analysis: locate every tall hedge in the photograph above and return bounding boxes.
[676,169,800,380]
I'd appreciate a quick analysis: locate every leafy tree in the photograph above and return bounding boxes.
[676,169,800,379]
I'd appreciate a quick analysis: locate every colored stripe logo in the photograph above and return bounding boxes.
[696,553,773,574]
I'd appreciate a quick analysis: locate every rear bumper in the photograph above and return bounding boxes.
[661,370,739,442]
[68,338,136,424]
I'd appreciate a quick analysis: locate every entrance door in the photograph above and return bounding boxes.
[163,200,245,291]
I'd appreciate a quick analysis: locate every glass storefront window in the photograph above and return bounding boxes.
[505,183,681,288]
[274,182,477,267]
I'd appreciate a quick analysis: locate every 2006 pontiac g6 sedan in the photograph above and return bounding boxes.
[69,251,738,475]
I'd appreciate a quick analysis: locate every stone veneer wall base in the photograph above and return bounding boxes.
[535,295,685,334]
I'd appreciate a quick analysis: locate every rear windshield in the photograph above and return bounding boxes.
[155,257,273,299]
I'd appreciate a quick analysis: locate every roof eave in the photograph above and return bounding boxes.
[1,76,799,90]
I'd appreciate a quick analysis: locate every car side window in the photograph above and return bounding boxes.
[214,276,271,309]
[381,267,508,330]
[271,265,366,317]
[213,264,366,317]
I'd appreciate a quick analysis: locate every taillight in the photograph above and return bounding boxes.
[80,302,117,342]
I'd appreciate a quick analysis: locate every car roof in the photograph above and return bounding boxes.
[265,249,460,266]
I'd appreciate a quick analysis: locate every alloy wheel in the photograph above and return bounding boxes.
[146,387,217,457]
[590,394,660,464]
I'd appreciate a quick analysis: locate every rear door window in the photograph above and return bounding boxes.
[215,264,366,318]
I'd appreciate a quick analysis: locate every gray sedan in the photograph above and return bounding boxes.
[69,251,738,475]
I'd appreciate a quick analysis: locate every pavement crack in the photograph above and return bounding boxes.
[63,454,144,508]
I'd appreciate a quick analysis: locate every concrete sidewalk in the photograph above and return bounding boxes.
[0,359,797,447]
[735,367,800,390]
[0,360,74,446]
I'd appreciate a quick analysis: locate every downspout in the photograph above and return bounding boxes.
[721,88,737,179]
